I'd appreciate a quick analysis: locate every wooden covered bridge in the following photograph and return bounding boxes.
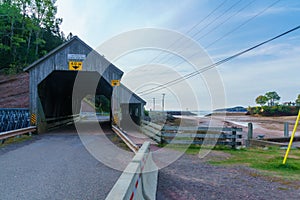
[24,36,146,133]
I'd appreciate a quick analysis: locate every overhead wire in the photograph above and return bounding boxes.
[205,0,282,48]
[195,0,256,42]
[138,25,300,96]
[164,0,282,71]
[146,0,228,64]
[160,0,256,66]
[157,0,243,65]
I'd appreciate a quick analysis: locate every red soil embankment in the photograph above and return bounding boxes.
[0,73,29,108]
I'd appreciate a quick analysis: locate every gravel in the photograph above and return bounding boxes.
[0,124,122,200]
[157,154,300,200]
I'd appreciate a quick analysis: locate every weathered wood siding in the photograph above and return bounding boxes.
[25,36,145,132]
[27,37,123,116]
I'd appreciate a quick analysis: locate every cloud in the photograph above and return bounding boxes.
[237,1,300,19]
[55,0,300,110]
[120,64,208,110]
[254,4,300,15]
[56,0,91,40]
[211,41,300,62]
[56,0,204,48]
[218,55,300,106]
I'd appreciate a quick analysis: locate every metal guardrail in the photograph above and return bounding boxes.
[44,114,80,131]
[0,108,30,133]
[0,126,36,144]
[112,125,139,153]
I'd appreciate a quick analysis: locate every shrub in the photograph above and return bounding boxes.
[249,105,296,116]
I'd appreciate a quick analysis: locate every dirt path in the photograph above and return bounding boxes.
[157,153,300,200]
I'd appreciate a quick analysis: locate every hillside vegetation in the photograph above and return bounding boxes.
[0,0,67,74]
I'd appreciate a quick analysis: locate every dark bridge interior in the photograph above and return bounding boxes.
[38,70,112,119]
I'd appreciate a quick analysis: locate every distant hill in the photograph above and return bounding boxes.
[166,111,196,116]
[214,106,247,113]
[0,73,29,108]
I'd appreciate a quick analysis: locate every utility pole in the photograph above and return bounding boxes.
[162,93,165,112]
[152,98,156,111]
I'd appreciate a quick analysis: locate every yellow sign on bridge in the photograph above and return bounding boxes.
[111,80,120,87]
[69,61,83,71]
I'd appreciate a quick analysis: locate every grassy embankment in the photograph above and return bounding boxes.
[183,145,300,181]
[0,135,32,147]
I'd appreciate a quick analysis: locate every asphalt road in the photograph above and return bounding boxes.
[0,122,122,200]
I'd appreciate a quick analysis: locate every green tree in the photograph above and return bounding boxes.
[26,0,62,57]
[0,2,25,72]
[265,91,280,106]
[0,0,65,74]
[95,95,110,113]
[255,95,268,106]
[296,94,300,106]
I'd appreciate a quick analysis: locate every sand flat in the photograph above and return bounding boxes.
[177,114,299,138]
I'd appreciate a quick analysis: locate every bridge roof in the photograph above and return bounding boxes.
[23,36,123,76]
[120,84,146,105]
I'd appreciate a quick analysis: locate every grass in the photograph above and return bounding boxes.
[158,143,300,181]
[209,146,300,181]
[108,135,131,151]
[0,135,33,147]
[158,143,232,154]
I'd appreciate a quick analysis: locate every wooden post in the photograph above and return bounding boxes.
[160,126,164,145]
[232,127,237,149]
[284,122,289,137]
[248,123,253,139]
[247,123,253,147]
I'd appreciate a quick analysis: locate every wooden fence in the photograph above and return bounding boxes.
[141,120,242,148]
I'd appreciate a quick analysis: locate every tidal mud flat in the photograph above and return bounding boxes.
[175,113,299,138]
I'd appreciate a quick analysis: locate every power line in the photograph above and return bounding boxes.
[152,98,156,111]
[158,0,243,65]
[146,0,228,64]
[138,25,300,96]
[205,0,282,48]
[190,0,243,39]
[160,0,255,66]
[184,0,229,35]
[162,93,166,111]
[196,0,256,41]
[164,0,282,71]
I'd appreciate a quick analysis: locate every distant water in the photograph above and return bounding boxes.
[190,111,212,117]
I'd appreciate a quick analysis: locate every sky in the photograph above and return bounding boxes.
[56,0,300,111]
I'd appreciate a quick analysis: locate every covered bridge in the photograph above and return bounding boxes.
[24,36,146,133]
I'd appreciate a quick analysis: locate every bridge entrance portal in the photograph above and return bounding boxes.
[24,36,145,133]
